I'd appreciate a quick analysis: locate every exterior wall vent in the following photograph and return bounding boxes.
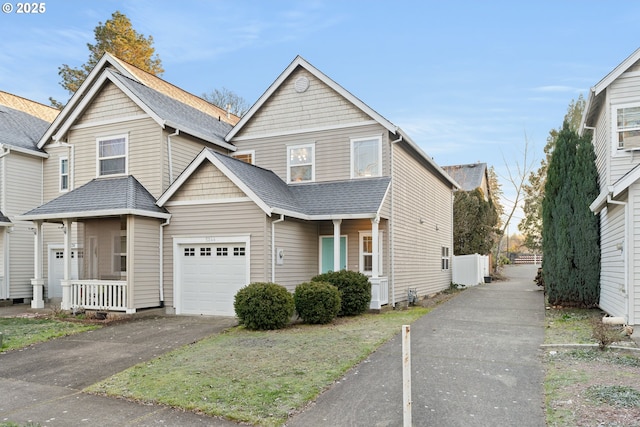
[294,76,310,93]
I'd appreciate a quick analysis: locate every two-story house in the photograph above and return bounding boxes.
[20,54,457,316]
[158,56,458,316]
[581,47,640,326]
[0,92,57,303]
[442,163,490,201]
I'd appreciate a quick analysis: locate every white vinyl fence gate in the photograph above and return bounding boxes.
[452,254,490,287]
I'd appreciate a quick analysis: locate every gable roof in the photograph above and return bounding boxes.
[38,53,236,151]
[18,175,170,221]
[0,93,52,156]
[225,55,458,189]
[158,149,391,220]
[442,163,487,192]
[581,47,640,132]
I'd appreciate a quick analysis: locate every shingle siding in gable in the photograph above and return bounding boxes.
[79,82,145,123]
[170,162,245,202]
[234,68,371,139]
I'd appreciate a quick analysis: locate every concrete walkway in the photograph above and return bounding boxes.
[287,264,545,426]
[1,264,544,426]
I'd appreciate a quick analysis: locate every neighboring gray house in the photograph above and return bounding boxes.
[581,47,640,326]
[0,92,57,303]
[443,163,490,200]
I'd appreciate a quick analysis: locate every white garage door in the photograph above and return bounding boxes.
[179,243,247,316]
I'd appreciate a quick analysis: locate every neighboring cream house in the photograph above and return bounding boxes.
[19,54,457,316]
[581,47,640,326]
[0,92,57,302]
[442,163,490,201]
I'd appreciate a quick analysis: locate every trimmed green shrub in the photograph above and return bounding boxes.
[294,281,341,324]
[311,270,371,316]
[234,282,294,330]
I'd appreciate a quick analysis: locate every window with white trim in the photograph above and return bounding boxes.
[113,231,127,275]
[59,157,69,191]
[614,104,640,151]
[232,150,255,164]
[287,143,315,183]
[97,135,127,176]
[441,246,450,270]
[359,231,383,276]
[351,136,382,178]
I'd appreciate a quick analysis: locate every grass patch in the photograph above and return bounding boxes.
[586,385,640,408]
[544,307,600,344]
[87,307,430,426]
[0,317,100,352]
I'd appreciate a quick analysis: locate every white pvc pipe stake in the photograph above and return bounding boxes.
[403,324,412,427]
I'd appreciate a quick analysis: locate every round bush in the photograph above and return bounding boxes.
[234,282,294,330]
[311,270,371,316]
[294,281,341,324]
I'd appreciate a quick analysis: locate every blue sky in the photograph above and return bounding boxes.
[1,0,639,231]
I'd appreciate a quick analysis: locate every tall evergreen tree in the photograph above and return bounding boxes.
[50,11,163,108]
[453,189,499,255]
[542,122,599,306]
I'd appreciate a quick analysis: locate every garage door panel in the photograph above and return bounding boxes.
[178,243,247,316]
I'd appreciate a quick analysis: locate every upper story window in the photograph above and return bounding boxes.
[232,150,255,164]
[287,143,315,183]
[97,135,127,176]
[351,136,382,178]
[59,157,69,192]
[615,104,640,151]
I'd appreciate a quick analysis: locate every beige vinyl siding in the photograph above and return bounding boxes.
[172,162,245,201]
[4,153,43,298]
[0,231,4,298]
[80,82,143,123]
[598,202,627,319]
[632,188,640,324]
[272,217,318,289]
[233,123,390,183]
[235,68,371,138]
[391,142,453,301]
[162,202,267,309]
[128,216,161,309]
[609,73,640,183]
[591,102,609,192]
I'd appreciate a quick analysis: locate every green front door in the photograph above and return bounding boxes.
[320,236,347,273]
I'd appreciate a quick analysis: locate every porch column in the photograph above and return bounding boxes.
[61,219,72,310]
[333,219,342,272]
[30,221,44,309]
[371,216,380,279]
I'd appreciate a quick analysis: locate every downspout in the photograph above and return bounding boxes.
[390,134,403,307]
[271,214,285,283]
[159,217,171,307]
[167,130,179,184]
[607,195,630,324]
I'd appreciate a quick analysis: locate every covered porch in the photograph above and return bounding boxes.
[18,176,170,312]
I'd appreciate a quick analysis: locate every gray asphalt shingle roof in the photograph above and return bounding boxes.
[109,70,233,142]
[211,150,390,217]
[0,210,11,224]
[0,104,49,153]
[22,175,168,219]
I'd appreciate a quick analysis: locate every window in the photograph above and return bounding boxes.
[234,247,245,256]
[113,232,127,275]
[60,157,69,191]
[351,136,382,178]
[441,247,450,270]
[287,143,314,183]
[200,247,212,257]
[232,150,255,164]
[615,104,640,151]
[184,248,195,257]
[217,247,228,256]
[359,231,383,276]
[97,135,127,176]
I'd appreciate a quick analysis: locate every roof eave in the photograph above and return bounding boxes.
[16,209,171,222]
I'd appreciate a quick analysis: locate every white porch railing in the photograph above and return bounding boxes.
[370,277,389,310]
[69,280,128,311]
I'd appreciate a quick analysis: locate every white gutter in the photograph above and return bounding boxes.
[390,134,403,307]
[271,214,285,283]
[167,130,179,183]
[159,217,171,306]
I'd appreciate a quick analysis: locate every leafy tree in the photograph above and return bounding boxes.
[519,95,585,253]
[50,11,163,108]
[202,87,250,117]
[453,188,499,255]
[542,122,599,307]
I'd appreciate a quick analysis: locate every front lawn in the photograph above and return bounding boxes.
[86,307,432,426]
[0,317,100,352]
